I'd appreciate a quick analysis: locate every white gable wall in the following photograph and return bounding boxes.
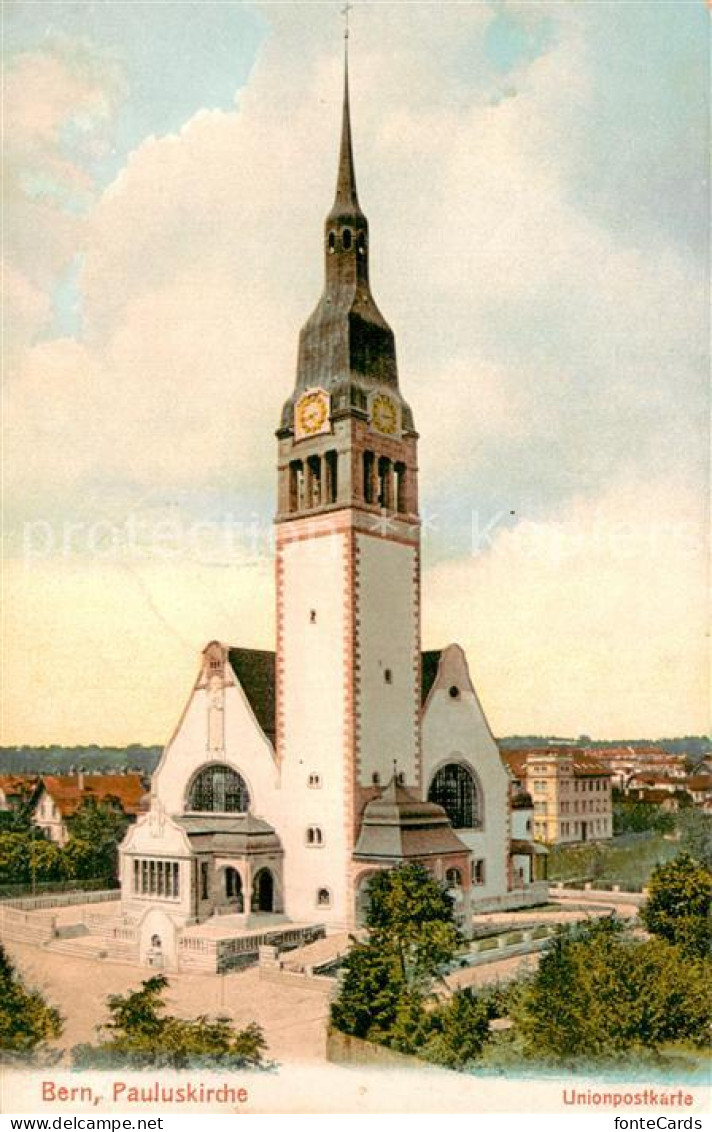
[421,645,510,902]
[151,672,280,829]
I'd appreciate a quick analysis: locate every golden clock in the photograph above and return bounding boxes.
[295,390,330,439]
[371,393,398,436]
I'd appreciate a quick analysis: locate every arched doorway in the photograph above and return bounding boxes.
[252,868,274,913]
[224,867,244,912]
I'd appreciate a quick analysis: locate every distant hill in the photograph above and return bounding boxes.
[2,736,710,776]
[0,746,162,775]
[498,736,712,758]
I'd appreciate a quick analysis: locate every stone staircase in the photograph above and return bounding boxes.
[44,933,138,963]
[281,931,351,974]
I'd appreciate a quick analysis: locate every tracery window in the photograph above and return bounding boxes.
[187,765,250,814]
[428,763,481,829]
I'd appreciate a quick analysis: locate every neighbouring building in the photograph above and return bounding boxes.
[509,789,548,887]
[502,749,613,844]
[592,745,687,790]
[119,55,543,967]
[30,774,146,846]
[0,775,37,813]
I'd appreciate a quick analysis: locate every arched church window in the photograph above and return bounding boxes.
[342,228,352,250]
[306,826,323,846]
[187,765,250,814]
[428,763,481,830]
[446,867,462,888]
[357,232,366,255]
[328,230,336,253]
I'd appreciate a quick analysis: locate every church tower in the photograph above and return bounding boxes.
[275,52,421,926]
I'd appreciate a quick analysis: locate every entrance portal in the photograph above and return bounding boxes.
[225,867,244,912]
[252,868,274,913]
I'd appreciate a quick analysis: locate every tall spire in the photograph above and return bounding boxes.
[333,39,360,214]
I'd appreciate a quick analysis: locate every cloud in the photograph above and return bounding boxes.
[423,475,709,739]
[3,4,708,740]
[3,553,273,746]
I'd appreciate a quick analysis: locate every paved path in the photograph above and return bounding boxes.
[4,939,332,1065]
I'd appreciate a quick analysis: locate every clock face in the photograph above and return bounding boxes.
[295,389,330,440]
[371,393,399,436]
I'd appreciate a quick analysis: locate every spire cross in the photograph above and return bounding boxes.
[342,1,352,39]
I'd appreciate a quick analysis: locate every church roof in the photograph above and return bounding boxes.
[225,647,468,745]
[225,646,489,746]
[354,776,469,861]
[420,650,443,706]
[228,648,276,745]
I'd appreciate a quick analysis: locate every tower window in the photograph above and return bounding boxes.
[363,450,375,504]
[328,230,336,253]
[384,668,393,684]
[394,462,407,513]
[307,455,322,508]
[289,460,305,512]
[306,826,324,846]
[325,449,338,503]
[449,685,460,699]
[377,456,392,509]
[342,228,352,250]
[317,887,331,907]
[310,609,317,624]
[372,772,380,786]
[308,773,322,788]
[357,232,366,255]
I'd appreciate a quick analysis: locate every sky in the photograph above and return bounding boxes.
[3,0,709,745]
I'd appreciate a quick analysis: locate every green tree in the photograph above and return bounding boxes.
[677,809,712,870]
[331,864,466,1059]
[71,974,268,1070]
[640,853,711,958]
[366,863,461,990]
[0,833,31,884]
[420,989,493,1069]
[65,799,130,883]
[511,916,711,1064]
[0,944,62,1060]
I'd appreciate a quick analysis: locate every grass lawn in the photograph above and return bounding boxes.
[548,834,681,889]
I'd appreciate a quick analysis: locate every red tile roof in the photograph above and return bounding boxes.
[500,748,610,779]
[37,774,145,817]
[0,774,37,798]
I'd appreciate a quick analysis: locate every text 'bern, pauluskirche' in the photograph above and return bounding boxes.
[119,51,547,971]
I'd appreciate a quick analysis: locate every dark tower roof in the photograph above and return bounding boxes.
[330,52,361,221]
[279,46,414,435]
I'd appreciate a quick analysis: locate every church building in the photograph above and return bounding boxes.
[120,56,540,965]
